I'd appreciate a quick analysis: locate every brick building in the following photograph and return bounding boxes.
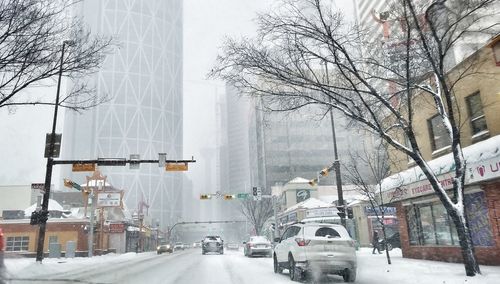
[380,36,500,265]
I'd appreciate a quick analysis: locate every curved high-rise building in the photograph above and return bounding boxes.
[60,0,183,228]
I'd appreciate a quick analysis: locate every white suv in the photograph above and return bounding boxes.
[273,222,357,282]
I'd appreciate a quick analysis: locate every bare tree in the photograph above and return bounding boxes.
[344,140,403,265]
[0,0,115,112]
[239,198,274,236]
[211,0,499,276]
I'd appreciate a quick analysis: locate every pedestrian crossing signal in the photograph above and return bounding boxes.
[200,194,212,200]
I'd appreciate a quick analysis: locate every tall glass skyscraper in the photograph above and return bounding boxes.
[60,0,183,228]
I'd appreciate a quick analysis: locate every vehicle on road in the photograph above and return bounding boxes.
[173,242,185,251]
[379,232,401,251]
[273,222,357,282]
[202,236,224,255]
[243,236,272,257]
[225,242,239,250]
[156,243,172,254]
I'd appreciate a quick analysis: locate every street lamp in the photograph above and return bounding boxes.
[36,40,75,262]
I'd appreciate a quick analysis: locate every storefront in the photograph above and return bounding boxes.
[382,137,500,265]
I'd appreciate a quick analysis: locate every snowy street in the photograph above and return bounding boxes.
[3,248,500,284]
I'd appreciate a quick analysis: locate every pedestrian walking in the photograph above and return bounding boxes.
[372,231,382,254]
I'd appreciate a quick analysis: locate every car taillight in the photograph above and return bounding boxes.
[249,243,254,248]
[295,238,310,246]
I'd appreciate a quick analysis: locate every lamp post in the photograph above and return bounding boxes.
[329,109,346,227]
[36,40,74,262]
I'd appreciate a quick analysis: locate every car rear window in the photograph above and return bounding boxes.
[250,236,268,242]
[304,226,346,238]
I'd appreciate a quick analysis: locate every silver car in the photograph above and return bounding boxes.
[273,223,357,282]
[243,236,272,257]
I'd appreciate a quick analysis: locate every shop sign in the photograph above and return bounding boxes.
[364,206,397,216]
[306,207,337,218]
[296,189,311,203]
[383,154,500,203]
[288,212,298,223]
[109,223,125,233]
[97,192,122,207]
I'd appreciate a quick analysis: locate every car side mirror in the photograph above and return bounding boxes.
[274,237,281,243]
[243,241,246,244]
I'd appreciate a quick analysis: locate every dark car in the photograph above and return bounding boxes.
[202,236,224,255]
[386,232,401,249]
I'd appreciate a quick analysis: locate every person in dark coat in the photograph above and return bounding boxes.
[372,231,382,254]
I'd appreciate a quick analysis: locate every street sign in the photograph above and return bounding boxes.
[44,133,62,158]
[237,193,250,200]
[31,183,45,190]
[255,187,262,201]
[72,163,96,172]
[130,154,140,170]
[166,162,188,171]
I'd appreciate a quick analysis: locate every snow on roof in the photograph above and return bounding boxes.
[24,199,65,216]
[284,197,332,214]
[381,135,500,191]
[286,177,310,184]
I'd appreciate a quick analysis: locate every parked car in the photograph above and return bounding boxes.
[202,235,224,255]
[225,242,239,250]
[243,236,272,257]
[273,222,357,282]
[173,242,184,251]
[156,243,173,254]
[380,232,401,251]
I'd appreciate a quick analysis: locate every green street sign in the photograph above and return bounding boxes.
[237,193,250,199]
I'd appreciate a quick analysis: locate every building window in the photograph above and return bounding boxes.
[428,115,451,151]
[6,236,29,251]
[405,191,494,247]
[466,92,488,137]
[492,40,500,66]
[49,236,58,244]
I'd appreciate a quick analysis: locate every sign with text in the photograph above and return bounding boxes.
[305,207,338,218]
[97,192,122,207]
[109,223,125,233]
[31,183,45,190]
[296,189,311,203]
[165,163,188,171]
[72,163,96,172]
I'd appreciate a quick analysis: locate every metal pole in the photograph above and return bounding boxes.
[329,109,346,227]
[273,196,279,239]
[36,41,69,262]
[88,191,95,257]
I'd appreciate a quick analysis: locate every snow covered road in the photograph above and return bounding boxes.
[3,248,500,284]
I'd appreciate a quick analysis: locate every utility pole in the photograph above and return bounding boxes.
[329,109,346,228]
[88,191,96,257]
[36,40,74,262]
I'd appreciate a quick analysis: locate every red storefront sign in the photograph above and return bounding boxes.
[109,223,125,233]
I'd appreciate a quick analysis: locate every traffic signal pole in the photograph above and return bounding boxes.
[329,108,346,228]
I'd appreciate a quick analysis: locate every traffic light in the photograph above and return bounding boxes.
[224,194,235,200]
[308,179,317,186]
[337,207,346,219]
[252,187,258,197]
[200,194,212,200]
[320,168,329,177]
[63,178,74,188]
[347,207,354,219]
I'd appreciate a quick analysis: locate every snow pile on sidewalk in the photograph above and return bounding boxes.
[356,248,500,284]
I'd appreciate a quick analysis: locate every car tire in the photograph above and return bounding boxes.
[202,250,206,255]
[273,254,283,274]
[288,255,301,281]
[343,268,356,283]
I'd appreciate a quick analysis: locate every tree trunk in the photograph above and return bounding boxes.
[449,208,481,276]
[381,222,392,265]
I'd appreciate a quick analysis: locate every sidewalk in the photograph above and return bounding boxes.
[356,248,500,284]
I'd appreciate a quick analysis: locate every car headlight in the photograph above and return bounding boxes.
[157,246,160,250]
[166,245,170,248]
